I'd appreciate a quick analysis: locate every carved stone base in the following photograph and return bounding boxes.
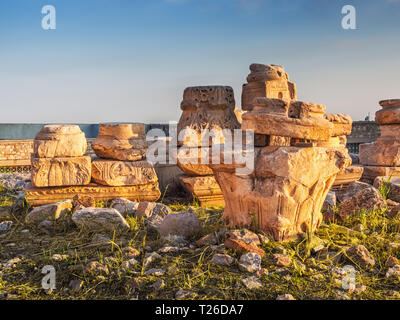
[24,182,161,207]
[179,175,225,207]
[209,146,350,241]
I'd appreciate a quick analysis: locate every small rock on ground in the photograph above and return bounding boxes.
[241,276,262,289]
[210,253,234,266]
[238,252,262,273]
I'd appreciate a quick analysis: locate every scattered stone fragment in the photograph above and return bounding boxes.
[51,254,69,262]
[312,244,325,254]
[241,276,262,289]
[25,200,73,224]
[336,181,372,203]
[136,202,171,219]
[3,257,22,269]
[323,191,336,211]
[272,254,291,267]
[110,198,139,217]
[227,229,260,246]
[255,268,269,278]
[346,245,375,267]
[123,247,141,258]
[338,186,385,220]
[143,252,161,268]
[145,268,165,276]
[210,253,235,266]
[162,235,188,246]
[72,207,130,233]
[238,252,262,273]
[159,246,180,253]
[69,279,84,292]
[276,294,296,300]
[121,259,139,271]
[354,284,366,294]
[196,233,218,246]
[175,290,195,300]
[386,265,400,278]
[386,256,399,267]
[158,212,202,239]
[85,261,109,274]
[151,279,165,291]
[224,238,265,257]
[0,221,13,232]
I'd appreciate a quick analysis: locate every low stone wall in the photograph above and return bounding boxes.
[0,140,33,169]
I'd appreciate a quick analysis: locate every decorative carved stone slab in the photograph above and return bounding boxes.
[179,175,225,207]
[31,156,91,187]
[92,123,150,161]
[177,86,240,147]
[33,125,87,158]
[24,182,161,207]
[91,158,158,186]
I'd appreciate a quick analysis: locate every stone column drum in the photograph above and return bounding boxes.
[359,99,400,183]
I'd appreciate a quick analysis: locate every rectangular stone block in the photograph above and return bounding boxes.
[91,158,158,186]
[24,182,161,207]
[179,175,225,207]
[31,156,91,187]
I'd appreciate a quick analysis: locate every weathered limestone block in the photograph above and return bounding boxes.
[33,125,87,158]
[72,207,130,233]
[359,139,400,166]
[209,146,351,241]
[361,166,400,184]
[242,98,333,141]
[177,86,240,147]
[242,64,297,111]
[324,114,352,137]
[375,99,400,124]
[333,165,364,186]
[179,175,225,207]
[31,156,91,187]
[25,200,73,224]
[91,158,158,186]
[92,123,150,161]
[360,99,400,166]
[24,182,161,207]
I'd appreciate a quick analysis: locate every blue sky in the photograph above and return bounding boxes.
[0,0,399,123]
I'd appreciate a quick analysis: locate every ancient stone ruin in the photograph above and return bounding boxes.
[359,99,400,184]
[30,125,91,187]
[208,64,353,241]
[25,123,161,206]
[176,86,240,206]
